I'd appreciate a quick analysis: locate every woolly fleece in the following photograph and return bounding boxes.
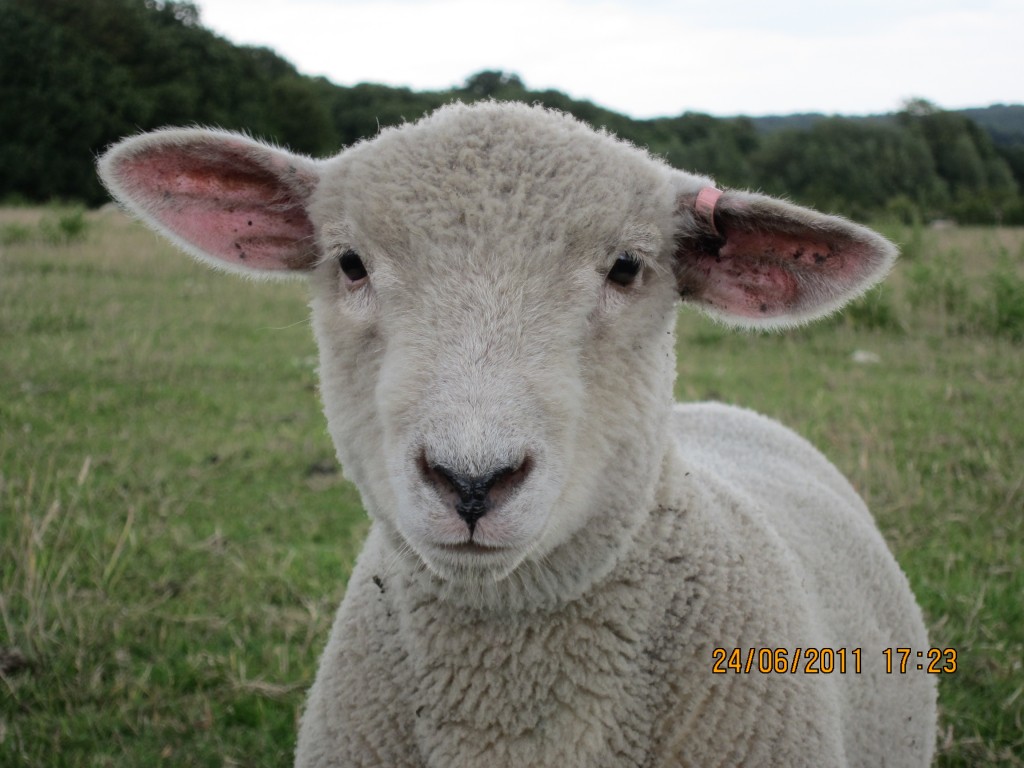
[97,102,936,767]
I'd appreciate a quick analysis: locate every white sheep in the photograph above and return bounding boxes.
[98,102,937,767]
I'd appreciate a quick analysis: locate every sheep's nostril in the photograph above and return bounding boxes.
[420,455,532,532]
[489,456,532,501]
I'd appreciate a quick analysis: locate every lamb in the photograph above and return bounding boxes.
[97,101,937,767]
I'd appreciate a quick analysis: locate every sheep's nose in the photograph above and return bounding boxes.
[421,458,532,533]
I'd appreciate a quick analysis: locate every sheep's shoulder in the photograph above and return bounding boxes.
[295,527,419,768]
[670,402,865,515]
[643,403,934,766]
[665,402,923,648]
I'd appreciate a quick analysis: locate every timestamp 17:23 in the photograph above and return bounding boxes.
[711,647,958,675]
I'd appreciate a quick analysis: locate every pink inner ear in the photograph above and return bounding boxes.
[678,190,888,322]
[696,254,800,318]
[118,141,317,271]
[703,229,848,318]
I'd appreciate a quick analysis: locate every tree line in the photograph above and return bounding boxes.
[3,0,1023,224]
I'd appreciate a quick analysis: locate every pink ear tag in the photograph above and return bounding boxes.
[695,186,723,236]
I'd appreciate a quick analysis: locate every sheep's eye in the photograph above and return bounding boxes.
[606,252,642,287]
[339,249,368,283]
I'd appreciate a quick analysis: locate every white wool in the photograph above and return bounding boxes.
[97,101,935,767]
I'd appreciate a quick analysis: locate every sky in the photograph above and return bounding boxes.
[195,0,1024,119]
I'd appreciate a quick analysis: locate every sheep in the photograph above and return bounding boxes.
[97,101,937,768]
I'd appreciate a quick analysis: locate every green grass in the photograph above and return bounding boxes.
[1,210,365,766]
[2,212,1022,766]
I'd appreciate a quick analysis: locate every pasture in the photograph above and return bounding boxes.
[1,208,1022,766]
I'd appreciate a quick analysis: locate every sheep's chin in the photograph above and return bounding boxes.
[415,541,530,585]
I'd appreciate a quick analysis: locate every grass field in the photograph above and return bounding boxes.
[2,208,1022,766]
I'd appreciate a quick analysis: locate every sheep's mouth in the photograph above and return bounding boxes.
[436,541,510,556]
[426,540,527,576]
[414,534,538,588]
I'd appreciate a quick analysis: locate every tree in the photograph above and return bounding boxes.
[2,1,1022,221]
[899,99,1019,222]
[463,71,525,99]
[753,119,946,220]
[0,4,140,203]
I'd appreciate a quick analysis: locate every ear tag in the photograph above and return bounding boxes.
[695,186,723,236]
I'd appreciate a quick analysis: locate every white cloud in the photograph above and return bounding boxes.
[196,0,1024,117]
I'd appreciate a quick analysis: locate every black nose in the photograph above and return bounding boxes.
[422,459,531,534]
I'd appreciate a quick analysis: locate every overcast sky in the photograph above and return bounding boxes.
[195,0,1024,119]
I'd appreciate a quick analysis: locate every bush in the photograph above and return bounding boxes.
[1,207,90,247]
[905,249,968,316]
[842,285,904,332]
[980,261,1024,342]
[38,207,89,244]
[0,221,33,245]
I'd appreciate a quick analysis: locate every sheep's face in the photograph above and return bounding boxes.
[97,102,896,606]
[309,106,684,591]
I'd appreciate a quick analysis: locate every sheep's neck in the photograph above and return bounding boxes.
[388,495,697,768]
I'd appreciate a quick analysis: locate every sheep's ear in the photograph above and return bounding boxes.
[673,185,897,329]
[97,129,320,276]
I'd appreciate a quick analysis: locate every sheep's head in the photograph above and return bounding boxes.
[99,102,895,608]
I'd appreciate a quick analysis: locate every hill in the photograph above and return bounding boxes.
[959,104,1024,146]
[747,106,1024,148]
[2,0,1022,223]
